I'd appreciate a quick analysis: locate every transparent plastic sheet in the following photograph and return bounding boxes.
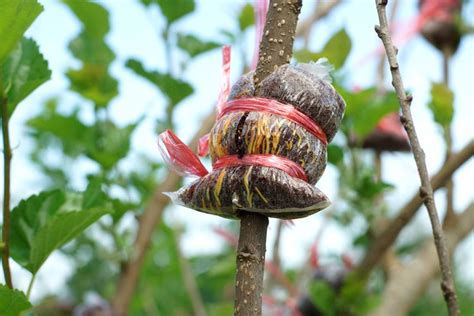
[175,165,330,219]
[228,63,345,142]
[157,46,345,219]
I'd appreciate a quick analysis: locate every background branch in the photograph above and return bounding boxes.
[374,0,459,314]
[370,203,474,316]
[173,228,208,316]
[111,112,216,316]
[358,140,474,274]
[295,0,342,43]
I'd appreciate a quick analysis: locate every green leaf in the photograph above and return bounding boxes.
[126,59,193,105]
[428,82,454,128]
[10,190,109,273]
[208,303,234,316]
[10,190,66,268]
[1,37,51,116]
[28,104,137,169]
[130,222,193,315]
[177,34,220,58]
[27,102,92,158]
[29,207,108,273]
[68,31,115,65]
[66,65,118,108]
[82,176,108,209]
[309,281,337,316]
[238,3,255,31]
[0,285,32,316]
[356,174,393,199]
[87,120,139,169]
[0,0,43,65]
[328,144,344,165]
[63,0,117,107]
[63,0,109,37]
[341,87,399,137]
[143,0,195,25]
[294,29,352,69]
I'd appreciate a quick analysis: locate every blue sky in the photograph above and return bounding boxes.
[1,0,473,300]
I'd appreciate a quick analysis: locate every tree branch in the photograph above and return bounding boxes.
[1,96,13,289]
[234,1,302,315]
[370,203,474,316]
[111,112,216,316]
[442,46,455,224]
[295,0,342,42]
[253,0,302,88]
[358,140,474,273]
[173,229,208,316]
[374,1,459,314]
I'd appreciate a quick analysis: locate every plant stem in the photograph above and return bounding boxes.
[442,47,455,222]
[234,213,268,315]
[374,1,459,314]
[1,96,13,289]
[358,140,474,273]
[234,0,302,315]
[26,273,36,299]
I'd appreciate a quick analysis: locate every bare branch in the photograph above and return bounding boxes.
[358,140,474,273]
[295,0,342,42]
[111,112,216,316]
[254,0,302,88]
[370,203,474,316]
[173,229,208,316]
[373,0,459,314]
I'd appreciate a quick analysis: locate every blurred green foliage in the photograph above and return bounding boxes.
[0,0,472,315]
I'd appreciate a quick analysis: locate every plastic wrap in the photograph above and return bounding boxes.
[159,47,345,220]
[173,165,329,219]
[208,110,326,184]
[158,130,208,177]
[229,64,345,142]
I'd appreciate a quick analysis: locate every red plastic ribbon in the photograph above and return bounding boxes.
[158,130,208,177]
[219,97,328,145]
[216,46,231,115]
[158,130,308,181]
[251,0,269,70]
[213,154,308,182]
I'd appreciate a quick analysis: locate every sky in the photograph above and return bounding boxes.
[1,0,473,302]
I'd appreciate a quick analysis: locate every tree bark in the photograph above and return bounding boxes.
[374,0,459,314]
[234,1,302,315]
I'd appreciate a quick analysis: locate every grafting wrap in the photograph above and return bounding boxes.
[158,46,345,219]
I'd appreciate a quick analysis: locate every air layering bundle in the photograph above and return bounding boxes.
[159,47,345,220]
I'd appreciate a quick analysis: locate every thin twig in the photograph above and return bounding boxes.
[173,228,208,316]
[271,220,284,271]
[264,220,284,292]
[111,112,216,315]
[370,203,473,316]
[1,96,13,289]
[374,1,459,314]
[358,140,474,273]
[442,47,455,223]
[234,1,302,315]
[295,0,342,43]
